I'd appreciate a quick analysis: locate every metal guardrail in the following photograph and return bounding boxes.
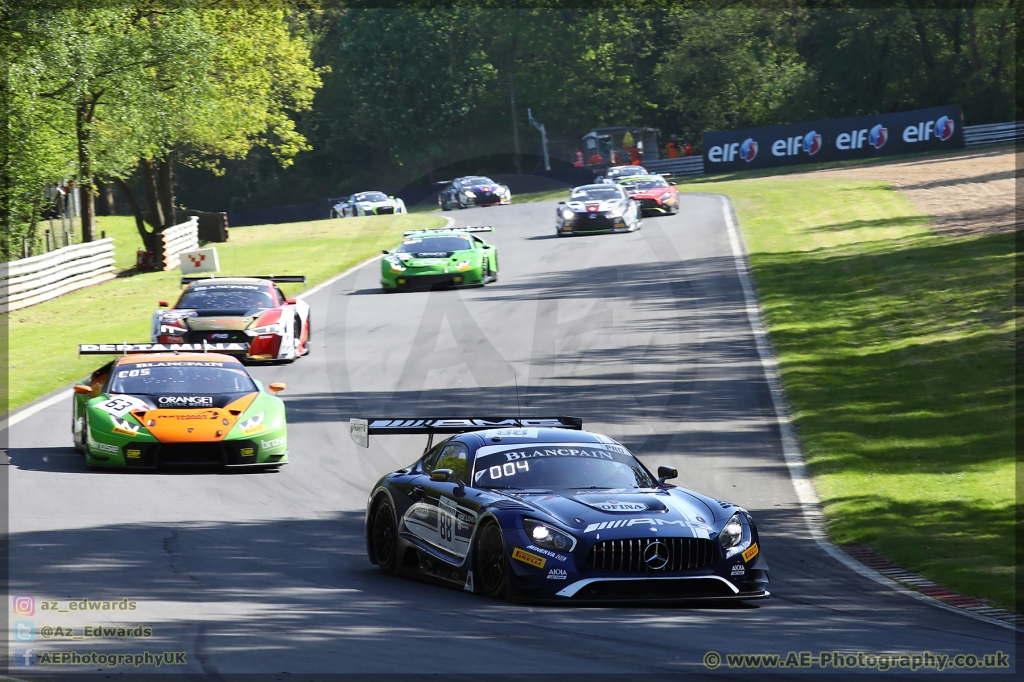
[161,217,199,270]
[0,238,115,313]
[963,121,1023,147]
[643,156,705,176]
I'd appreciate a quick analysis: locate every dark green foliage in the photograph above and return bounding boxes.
[173,5,1016,211]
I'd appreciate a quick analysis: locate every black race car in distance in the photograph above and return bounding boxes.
[556,184,642,236]
[353,417,770,603]
[438,176,512,210]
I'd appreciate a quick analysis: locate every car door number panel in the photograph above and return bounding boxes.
[404,496,477,558]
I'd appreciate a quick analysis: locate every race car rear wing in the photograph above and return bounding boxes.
[402,226,494,237]
[79,342,250,356]
[181,275,307,285]
[349,416,582,448]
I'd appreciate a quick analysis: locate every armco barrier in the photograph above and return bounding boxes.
[963,121,1024,147]
[161,217,199,270]
[0,238,115,313]
[644,156,705,176]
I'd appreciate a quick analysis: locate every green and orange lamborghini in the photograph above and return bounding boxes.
[72,343,288,470]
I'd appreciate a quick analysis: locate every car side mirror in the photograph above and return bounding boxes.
[268,382,286,393]
[430,468,453,482]
[158,300,169,307]
[284,298,297,305]
[558,201,565,204]
[74,384,92,395]
[430,468,466,495]
[657,465,678,485]
[382,249,390,255]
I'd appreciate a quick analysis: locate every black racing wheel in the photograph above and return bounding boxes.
[370,497,399,574]
[474,521,508,598]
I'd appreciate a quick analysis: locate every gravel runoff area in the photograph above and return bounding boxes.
[779,145,1017,237]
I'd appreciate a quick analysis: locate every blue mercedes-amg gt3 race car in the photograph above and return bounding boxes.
[351,417,770,603]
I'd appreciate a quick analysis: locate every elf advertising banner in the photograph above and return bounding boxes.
[702,104,964,173]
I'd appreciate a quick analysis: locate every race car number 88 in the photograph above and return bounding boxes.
[488,461,529,480]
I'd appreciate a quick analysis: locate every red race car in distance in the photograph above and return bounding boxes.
[616,175,680,216]
[151,276,311,363]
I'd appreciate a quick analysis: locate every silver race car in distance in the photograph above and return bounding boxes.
[556,184,642,237]
[332,192,407,218]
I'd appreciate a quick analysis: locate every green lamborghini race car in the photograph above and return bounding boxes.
[72,342,289,470]
[381,227,498,291]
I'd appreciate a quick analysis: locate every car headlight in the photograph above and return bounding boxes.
[610,205,626,218]
[659,192,672,202]
[561,208,574,220]
[359,203,372,209]
[523,519,576,552]
[249,323,284,336]
[456,259,473,271]
[463,190,476,198]
[718,512,752,559]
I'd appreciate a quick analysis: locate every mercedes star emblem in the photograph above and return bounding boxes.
[643,540,670,570]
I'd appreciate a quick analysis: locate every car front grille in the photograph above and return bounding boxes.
[395,274,463,288]
[588,537,717,572]
[638,199,660,210]
[572,214,616,231]
[157,442,227,466]
[375,206,395,215]
[572,577,735,600]
[183,330,250,344]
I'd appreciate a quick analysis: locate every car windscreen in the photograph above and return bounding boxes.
[621,179,669,190]
[397,236,472,253]
[462,177,494,186]
[608,167,646,178]
[177,285,275,310]
[472,443,656,489]
[108,361,257,396]
[571,187,622,202]
[355,192,388,202]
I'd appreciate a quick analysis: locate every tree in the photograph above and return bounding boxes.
[21,5,211,244]
[110,4,324,258]
[654,8,808,145]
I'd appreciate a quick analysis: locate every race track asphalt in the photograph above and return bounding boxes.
[5,196,1015,679]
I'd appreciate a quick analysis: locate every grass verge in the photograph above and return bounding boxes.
[678,179,1015,611]
[5,213,444,412]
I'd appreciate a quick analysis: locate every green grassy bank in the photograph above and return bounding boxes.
[6,213,444,411]
[676,178,1014,610]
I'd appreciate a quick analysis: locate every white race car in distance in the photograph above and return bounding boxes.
[332,192,407,218]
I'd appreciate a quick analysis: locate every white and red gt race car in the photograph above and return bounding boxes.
[151,276,311,363]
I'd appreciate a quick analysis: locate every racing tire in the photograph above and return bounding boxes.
[474,520,508,598]
[370,497,400,574]
[73,415,86,454]
[300,315,312,357]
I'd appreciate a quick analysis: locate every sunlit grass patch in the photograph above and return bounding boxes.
[679,179,1015,610]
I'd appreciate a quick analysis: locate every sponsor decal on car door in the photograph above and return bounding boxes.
[437,496,477,558]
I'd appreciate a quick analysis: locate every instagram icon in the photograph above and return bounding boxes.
[12,595,35,616]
